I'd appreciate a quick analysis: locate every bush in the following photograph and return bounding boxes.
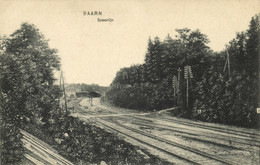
[23,113,170,164]
[1,122,24,164]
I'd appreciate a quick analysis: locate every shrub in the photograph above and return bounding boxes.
[23,114,170,164]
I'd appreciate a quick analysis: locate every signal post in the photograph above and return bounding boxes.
[184,65,193,109]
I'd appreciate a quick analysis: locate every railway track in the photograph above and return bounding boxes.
[97,113,260,150]
[73,100,259,164]
[129,116,260,148]
[20,129,73,165]
[136,115,260,139]
[96,118,237,165]
[93,103,260,140]
[132,120,258,149]
[107,115,253,150]
[156,115,260,137]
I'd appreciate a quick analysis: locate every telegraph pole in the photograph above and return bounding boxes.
[177,68,182,86]
[58,71,62,116]
[256,47,260,130]
[227,49,230,78]
[61,71,68,115]
[186,72,189,108]
[224,46,231,79]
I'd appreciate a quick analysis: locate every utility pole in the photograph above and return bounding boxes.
[177,68,181,90]
[61,71,68,115]
[58,71,62,106]
[226,49,231,79]
[256,47,260,130]
[58,71,62,117]
[223,46,231,79]
[186,71,188,109]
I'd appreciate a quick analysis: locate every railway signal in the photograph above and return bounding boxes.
[184,65,193,79]
[184,66,188,79]
[177,68,182,113]
[184,65,193,108]
[172,76,177,89]
[172,76,178,109]
[177,68,182,93]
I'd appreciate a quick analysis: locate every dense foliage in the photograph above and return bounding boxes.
[194,15,259,127]
[106,28,212,111]
[0,23,61,163]
[105,15,259,127]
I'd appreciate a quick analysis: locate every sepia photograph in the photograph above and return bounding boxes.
[0,0,260,164]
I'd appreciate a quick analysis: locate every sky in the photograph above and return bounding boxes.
[0,0,259,86]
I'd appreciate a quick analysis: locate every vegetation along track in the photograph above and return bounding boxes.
[96,118,236,165]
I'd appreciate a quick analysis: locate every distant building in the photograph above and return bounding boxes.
[75,91,101,98]
[88,91,101,98]
[66,87,80,97]
[76,91,89,97]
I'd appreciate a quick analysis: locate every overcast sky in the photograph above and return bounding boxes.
[1,0,259,86]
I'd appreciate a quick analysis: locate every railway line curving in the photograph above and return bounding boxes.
[96,118,237,165]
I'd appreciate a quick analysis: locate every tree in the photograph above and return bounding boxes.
[246,14,259,77]
[0,23,61,163]
[3,23,60,126]
[162,34,179,77]
[175,28,211,81]
[194,15,259,127]
[1,34,26,164]
[145,37,165,83]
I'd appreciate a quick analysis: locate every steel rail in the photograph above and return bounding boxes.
[97,118,236,165]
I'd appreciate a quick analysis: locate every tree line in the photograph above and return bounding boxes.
[105,14,259,127]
